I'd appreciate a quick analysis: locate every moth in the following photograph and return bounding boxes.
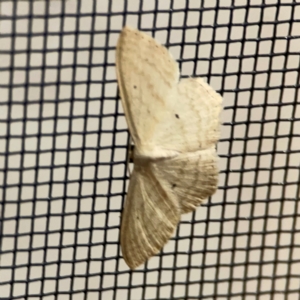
[116,26,223,269]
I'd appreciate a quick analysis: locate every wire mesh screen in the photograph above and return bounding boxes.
[0,0,300,299]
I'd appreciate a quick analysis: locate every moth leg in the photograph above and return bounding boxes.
[126,136,134,176]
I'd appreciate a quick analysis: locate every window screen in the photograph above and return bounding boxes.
[0,1,299,299]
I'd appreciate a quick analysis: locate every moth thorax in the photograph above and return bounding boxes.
[134,146,179,163]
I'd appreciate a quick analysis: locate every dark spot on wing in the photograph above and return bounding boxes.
[172,184,176,189]
[175,114,180,119]
[134,85,137,89]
